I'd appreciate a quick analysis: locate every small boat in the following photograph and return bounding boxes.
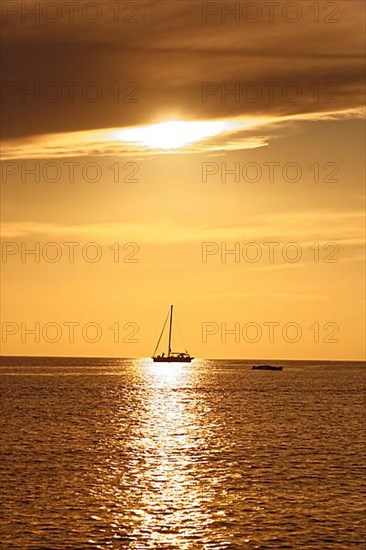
[152,305,194,363]
[252,364,283,371]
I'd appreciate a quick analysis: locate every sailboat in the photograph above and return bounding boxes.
[152,305,194,362]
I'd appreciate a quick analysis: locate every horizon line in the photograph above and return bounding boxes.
[0,354,365,363]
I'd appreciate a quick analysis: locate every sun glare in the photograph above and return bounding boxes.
[115,120,230,150]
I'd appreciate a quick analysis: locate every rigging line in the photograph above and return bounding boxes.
[153,308,170,356]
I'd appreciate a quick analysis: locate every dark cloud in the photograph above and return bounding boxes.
[1,0,364,139]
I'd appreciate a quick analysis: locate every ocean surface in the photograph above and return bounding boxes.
[0,358,365,549]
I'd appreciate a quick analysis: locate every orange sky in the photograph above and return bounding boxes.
[1,1,365,359]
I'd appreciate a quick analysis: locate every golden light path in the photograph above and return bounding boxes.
[114,119,243,150]
[100,359,214,548]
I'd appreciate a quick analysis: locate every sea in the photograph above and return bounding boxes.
[0,357,365,549]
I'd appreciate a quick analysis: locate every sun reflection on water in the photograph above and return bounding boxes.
[125,359,210,547]
[89,358,215,548]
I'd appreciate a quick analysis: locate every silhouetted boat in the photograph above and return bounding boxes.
[152,305,193,363]
[252,364,283,371]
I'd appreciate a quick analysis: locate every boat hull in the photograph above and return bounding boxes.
[152,356,194,363]
[252,365,283,371]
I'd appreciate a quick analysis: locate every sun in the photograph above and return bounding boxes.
[115,119,229,150]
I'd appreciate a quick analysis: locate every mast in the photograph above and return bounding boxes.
[168,305,173,356]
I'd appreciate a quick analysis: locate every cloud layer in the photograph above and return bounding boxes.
[1,107,363,160]
[1,0,365,140]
